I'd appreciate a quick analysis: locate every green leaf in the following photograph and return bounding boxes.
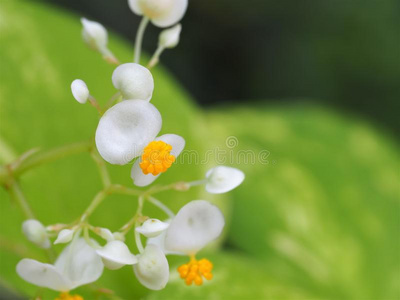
[206,104,400,299]
[0,1,228,298]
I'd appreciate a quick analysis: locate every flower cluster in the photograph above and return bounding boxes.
[16,0,245,298]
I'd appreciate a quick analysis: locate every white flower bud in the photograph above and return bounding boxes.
[81,18,108,52]
[128,0,188,28]
[22,220,50,249]
[112,63,154,101]
[165,200,225,254]
[113,232,126,242]
[205,166,245,194]
[136,219,169,238]
[54,229,74,245]
[71,79,89,104]
[99,228,114,242]
[133,244,169,290]
[159,24,181,49]
[95,99,162,165]
[96,241,137,270]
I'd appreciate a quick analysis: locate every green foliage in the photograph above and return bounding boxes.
[206,105,400,299]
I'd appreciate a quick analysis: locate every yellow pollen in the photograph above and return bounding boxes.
[177,257,214,286]
[55,292,83,300]
[140,141,175,176]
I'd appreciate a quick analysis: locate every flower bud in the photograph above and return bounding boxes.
[111,63,154,101]
[96,241,137,270]
[22,220,50,249]
[81,18,108,52]
[205,166,245,194]
[159,24,181,49]
[54,229,74,245]
[71,79,89,104]
[99,228,114,242]
[136,219,169,238]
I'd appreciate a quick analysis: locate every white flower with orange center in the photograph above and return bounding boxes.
[16,238,103,294]
[95,99,185,186]
[128,0,188,28]
[148,200,225,286]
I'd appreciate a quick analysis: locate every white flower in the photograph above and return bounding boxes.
[71,79,89,104]
[136,219,169,238]
[133,244,169,290]
[54,229,74,245]
[81,18,117,63]
[164,200,224,254]
[95,99,185,186]
[112,63,154,101]
[159,24,181,49]
[22,219,50,249]
[16,238,103,291]
[205,166,245,194]
[128,0,188,28]
[96,240,137,270]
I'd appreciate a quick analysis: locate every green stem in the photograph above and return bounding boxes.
[81,190,108,222]
[7,180,34,219]
[108,184,141,196]
[0,140,93,184]
[134,196,145,253]
[90,149,111,188]
[134,17,149,63]
[148,196,174,218]
[147,45,165,69]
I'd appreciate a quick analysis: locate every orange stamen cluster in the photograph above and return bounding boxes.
[177,257,213,286]
[140,141,175,175]
[55,292,83,300]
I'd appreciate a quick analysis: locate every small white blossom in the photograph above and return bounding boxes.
[205,166,245,194]
[22,220,50,249]
[159,24,181,49]
[16,238,103,291]
[164,200,225,254]
[54,229,74,245]
[128,0,188,28]
[96,240,138,270]
[81,18,117,63]
[71,79,89,104]
[112,63,154,101]
[133,244,169,290]
[95,100,185,186]
[136,219,169,238]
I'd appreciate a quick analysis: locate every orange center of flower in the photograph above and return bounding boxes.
[55,292,83,300]
[140,141,175,176]
[177,256,213,286]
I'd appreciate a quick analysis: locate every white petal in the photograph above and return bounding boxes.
[54,229,74,245]
[81,18,108,50]
[112,63,154,101]
[22,219,50,249]
[147,228,184,256]
[159,24,181,49]
[16,259,72,291]
[95,99,162,165]
[128,0,143,15]
[205,166,245,194]
[136,219,169,238]
[155,134,185,157]
[96,241,137,270]
[99,228,114,242]
[54,238,104,290]
[71,79,89,104]
[133,244,169,290]
[164,200,225,254]
[151,0,188,28]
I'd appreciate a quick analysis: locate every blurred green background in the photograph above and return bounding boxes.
[0,0,399,299]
